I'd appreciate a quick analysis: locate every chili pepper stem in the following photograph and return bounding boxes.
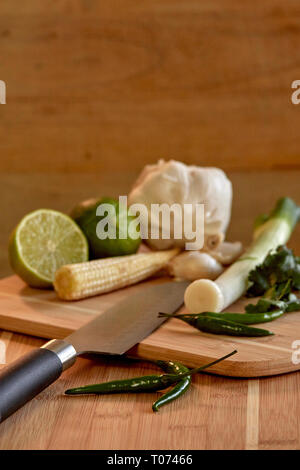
[161,350,238,385]
[185,349,238,376]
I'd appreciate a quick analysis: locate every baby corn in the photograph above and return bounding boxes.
[54,248,179,300]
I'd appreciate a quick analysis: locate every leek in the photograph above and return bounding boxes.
[184,197,300,313]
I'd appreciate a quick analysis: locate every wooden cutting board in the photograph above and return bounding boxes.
[0,275,299,377]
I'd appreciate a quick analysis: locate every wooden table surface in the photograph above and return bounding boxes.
[0,171,299,450]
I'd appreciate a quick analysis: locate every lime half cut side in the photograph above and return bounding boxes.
[9,209,89,288]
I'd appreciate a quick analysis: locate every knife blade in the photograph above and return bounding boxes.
[0,280,188,422]
[66,280,189,355]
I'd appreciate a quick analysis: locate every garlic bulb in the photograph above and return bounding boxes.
[128,160,232,250]
[167,251,224,281]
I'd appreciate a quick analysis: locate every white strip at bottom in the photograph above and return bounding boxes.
[245,379,259,450]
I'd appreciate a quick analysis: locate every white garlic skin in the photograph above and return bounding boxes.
[128,160,232,250]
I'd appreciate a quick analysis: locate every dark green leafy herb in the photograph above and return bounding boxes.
[245,294,300,314]
[284,294,300,312]
[246,245,300,298]
[245,246,300,314]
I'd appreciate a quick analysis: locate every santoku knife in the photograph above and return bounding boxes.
[0,280,188,423]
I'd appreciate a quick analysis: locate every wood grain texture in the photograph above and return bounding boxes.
[1,0,300,173]
[259,372,300,449]
[245,380,259,449]
[0,333,249,450]
[0,171,299,447]
[0,273,299,377]
[1,331,299,449]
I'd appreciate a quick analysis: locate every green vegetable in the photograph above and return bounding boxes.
[246,245,300,298]
[245,298,287,313]
[65,375,171,395]
[245,245,300,314]
[152,360,191,412]
[162,310,284,325]
[65,351,237,396]
[284,294,300,312]
[159,313,274,337]
[205,310,284,324]
[245,293,300,314]
[72,197,141,258]
[184,197,300,314]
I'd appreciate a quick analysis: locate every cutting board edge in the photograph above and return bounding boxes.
[1,317,299,377]
[130,343,300,378]
[1,275,300,378]
[0,314,72,341]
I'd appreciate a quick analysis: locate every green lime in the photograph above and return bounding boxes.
[9,209,89,288]
[72,197,141,258]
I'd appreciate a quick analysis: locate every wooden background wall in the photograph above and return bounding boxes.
[1,0,300,173]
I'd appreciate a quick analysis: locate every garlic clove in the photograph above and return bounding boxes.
[167,251,224,281]
[205,241,243,265]
[203,232,224,251]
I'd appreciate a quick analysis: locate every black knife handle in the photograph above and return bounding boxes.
[0,340,76,423]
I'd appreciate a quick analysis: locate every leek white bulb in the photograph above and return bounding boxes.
[128,160,232,250]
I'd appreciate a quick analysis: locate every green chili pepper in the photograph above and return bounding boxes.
[159,313,274,337]
[65,375,167,395]
[152,360,191,412]
[65,350,237,396]
[162,310,284,325]
[205,310,283,324]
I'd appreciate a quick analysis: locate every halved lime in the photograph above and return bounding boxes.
[9,209,89,288]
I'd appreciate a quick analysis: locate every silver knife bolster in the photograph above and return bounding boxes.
[41,339,77,371]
